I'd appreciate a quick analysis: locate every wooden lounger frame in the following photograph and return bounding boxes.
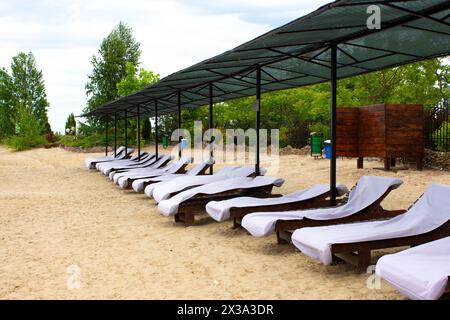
[442,279,450,300]
[230,191,345,229]
[331,221,450,272]
[107,153,151,173]
[139,163,212,192]
[123,157,179,189]
[90,152,132,169]
[274,185,406,244]
[174,184,281,226]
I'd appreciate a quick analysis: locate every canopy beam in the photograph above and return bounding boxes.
[255,66,261,176]
[155,100,159,159]
[209,83,214,174]
[114,112,117,157]
[330,44,337,206]
[178,92,182,159]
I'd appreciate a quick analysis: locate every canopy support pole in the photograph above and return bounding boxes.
[137,105,141,160]
[124,110,128,154]
[178,92,182,159]
[114,112,117,158]
[209,83,214,175]
[105,116,108,156]
[255,66,261,176]
[155,100,159,159]
[330,44,337,206]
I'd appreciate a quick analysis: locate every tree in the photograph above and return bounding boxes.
[0,67,15,138]
[10,52,50,133]
[65,113,76,135]
[117,62,159,96]
[84,22,141,131]
[117,62,159,143]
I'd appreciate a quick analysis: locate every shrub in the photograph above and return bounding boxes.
[3,105,46,151]
[4,135,47,151]
[432,121,450,152]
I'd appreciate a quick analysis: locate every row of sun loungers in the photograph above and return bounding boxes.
[84,146,134,169]
[85,149,450,300]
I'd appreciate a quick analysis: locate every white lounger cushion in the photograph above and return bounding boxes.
[206,184,349,222]
[96,152,144,171]
[292,183,450,265]
[158,176,285,216]
[376,236,450,300]
[152,166,254,203]
[116,156,191,189]
[99,153,152,175]
[242,176,400,237]
[112,155,172,183]
[132,160,211,193]
[85,147,127,169]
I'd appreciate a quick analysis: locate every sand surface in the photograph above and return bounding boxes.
[1,145,449,299]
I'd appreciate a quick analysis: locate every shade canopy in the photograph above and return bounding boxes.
[82,0,450,119]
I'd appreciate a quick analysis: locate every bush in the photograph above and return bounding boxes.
[3,105,47,151]
[4,135,47,151]
[59,133,114,148]
[432,121,450,152]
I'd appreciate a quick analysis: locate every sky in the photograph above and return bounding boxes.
[0,0,330,133]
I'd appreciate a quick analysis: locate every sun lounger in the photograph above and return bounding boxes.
[132,159,214,193]
[98,152,153,175]
[108,154,160,180]
[291,183,450,272]
[206,184,349,227]
[376,236,450,300]
[152,166,262,203]
[241,176,404,243]
[144,165,240,199]
[158,176,285,226]
[111,154,173,184]
[84,146,129,169]
[94,149,139,171]
[97,152,151,173]
[116,156,191,189]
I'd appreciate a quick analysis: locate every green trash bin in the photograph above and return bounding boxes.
[162,135,168,149]
[310,134,323,158]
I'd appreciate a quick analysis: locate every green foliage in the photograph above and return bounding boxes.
[117,62,159,96]
[10,52,50,133]
[84,22,141,131]
[0,52,51,150]
[116,62,159,145]
[3,105,46,151]
[141,118,151,140]
[0,67,15,138]
[65,113,76,135]
[432,121,450,152]
[58,134,109,148]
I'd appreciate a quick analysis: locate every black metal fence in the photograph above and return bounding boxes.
[424,104,450,152]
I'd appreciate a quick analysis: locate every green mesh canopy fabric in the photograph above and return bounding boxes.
[83,0,450,119]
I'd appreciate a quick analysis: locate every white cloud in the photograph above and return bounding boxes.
[0,0,329,132]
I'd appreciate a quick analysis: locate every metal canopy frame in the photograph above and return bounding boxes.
[80,0,450,204]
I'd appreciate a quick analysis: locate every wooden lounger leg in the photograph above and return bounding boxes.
[357,249,372,273]
[232,217,243,229]
[384,158,391,171]
[357,157,364,169]
[276,231,291,245]
[174,212,195,227]
[333,249,372,272]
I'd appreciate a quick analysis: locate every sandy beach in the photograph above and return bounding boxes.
[1,145,449,299]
